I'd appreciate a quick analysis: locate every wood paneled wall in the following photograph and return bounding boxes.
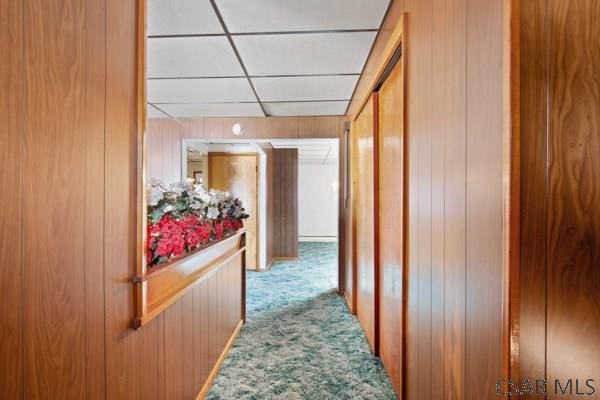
[208,154,259,270]
[178,116,343,140]
[0,1,243,399]
[515,0,600,390]
[345,0,511,398]
[271,149,298,259]
[147,118,183,183]
[145,115,344,188]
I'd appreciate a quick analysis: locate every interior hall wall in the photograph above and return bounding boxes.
[298,162,339,241]
[272,149,299,259]
[346,0,511,397]
[515,0,600,391]
[0,1,243,399]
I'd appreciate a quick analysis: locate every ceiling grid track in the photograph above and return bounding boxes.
[146,0,391,118]
[208,0,269,117]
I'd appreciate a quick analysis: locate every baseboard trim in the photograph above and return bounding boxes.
[299,236,338,243]
[258,258,274,272]
[344,292,355,314]
[196,320,243,399]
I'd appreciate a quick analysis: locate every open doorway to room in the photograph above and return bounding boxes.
[181,138,340,294]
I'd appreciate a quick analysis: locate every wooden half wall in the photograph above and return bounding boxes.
[344,0,513,398]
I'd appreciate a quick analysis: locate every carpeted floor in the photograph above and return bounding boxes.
[206,242,397,400]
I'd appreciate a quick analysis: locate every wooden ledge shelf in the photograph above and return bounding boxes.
[133,229,246,329]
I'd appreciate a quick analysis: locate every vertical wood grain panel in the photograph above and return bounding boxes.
[208,274,219,369]
[200,280,210,390]
[164,302,184,400]
[147,118,183,184]
[434,0,468,398]
[263,144,276,266]
[378,58,405,396]
[192,286,203,394]
[22,1,87,396]
[208,153,259,268]
[298,116,341,138]
[546,0,600,390]
[355,96,377,351]
[84,0,107,397]
[0,0,23,397]
[272,149,298,259]
[105,0,160,398]
[182,292,195,399]
[517,0,548,387]
[466,0,505,397]
[402,1,434,398]
[157,314,166,400]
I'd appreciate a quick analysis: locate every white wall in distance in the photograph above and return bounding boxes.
[298,161,338,241]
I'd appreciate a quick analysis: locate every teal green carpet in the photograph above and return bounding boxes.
[206,242,396,399]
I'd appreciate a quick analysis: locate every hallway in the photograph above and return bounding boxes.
[206,243,396,399]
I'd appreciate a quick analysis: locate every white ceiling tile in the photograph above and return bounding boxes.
[148,78,256,103]
[264,101,348,116]
[148,37,243,78]
[157,103,264,118]
[148,0,223,35]
[147,104,170,118]
[233,32,376,75]
[252,75,358,102]
[215,0,389,33]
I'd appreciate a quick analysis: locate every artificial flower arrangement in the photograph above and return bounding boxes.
[146,179,249,268]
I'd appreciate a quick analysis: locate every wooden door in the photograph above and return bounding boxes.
[208,153,258,270]
[377,57,405,396]
[353,94,378,352]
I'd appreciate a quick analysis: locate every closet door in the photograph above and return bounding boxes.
[377,57,405,396]
[354,94,378,351]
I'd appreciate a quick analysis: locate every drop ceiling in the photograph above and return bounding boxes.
[147,0,390,118]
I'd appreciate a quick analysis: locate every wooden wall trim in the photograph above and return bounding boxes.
[372,92,381,356]
[348,15,406,120]
[506,0,520,383]
[136,0,148,326]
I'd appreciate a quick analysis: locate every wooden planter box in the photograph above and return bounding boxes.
[133,230,246,328]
